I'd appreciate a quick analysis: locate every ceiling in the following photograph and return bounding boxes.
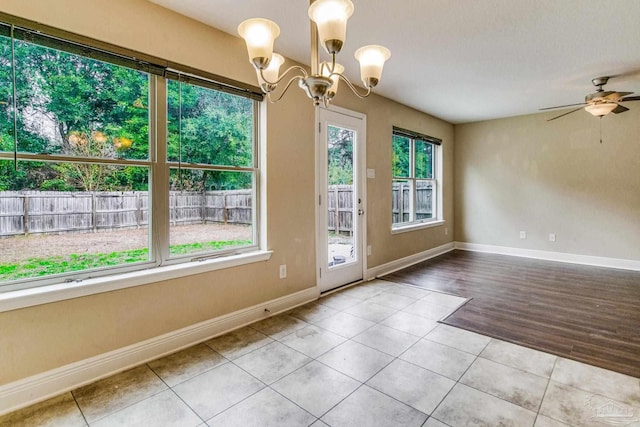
[149,0,640,124]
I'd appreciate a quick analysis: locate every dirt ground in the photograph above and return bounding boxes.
[0,223,252,263]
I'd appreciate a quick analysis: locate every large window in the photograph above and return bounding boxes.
[391,126,441,228]
[0,21,262,292]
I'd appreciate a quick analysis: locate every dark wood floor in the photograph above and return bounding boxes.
[384,250,640,378]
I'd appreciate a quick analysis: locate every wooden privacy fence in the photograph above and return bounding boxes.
[0,190,252,237]
[327,185,354,235]
[328,183,433,235]
[391,182,434,224]
[0,184,432,237]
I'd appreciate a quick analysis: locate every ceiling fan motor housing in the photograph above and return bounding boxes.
[592,76,609,88]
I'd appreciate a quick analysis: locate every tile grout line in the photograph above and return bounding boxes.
[198,334,322,424]
[356,304,459,421]
[83,387,170,425]
[266,384,322,426]
[69,390,90,426]
[198,359,273,424]
[147,362,208,426]
[455,337,548,423]
[533,356,567,427]
[73,365,172,425]
[215,324,376,425]
[426,335,551,426]
[426,345,482,426]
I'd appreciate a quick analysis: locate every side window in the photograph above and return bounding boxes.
[391,127,441,228]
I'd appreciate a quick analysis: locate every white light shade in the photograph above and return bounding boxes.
[258,53,284,85]
[585,103,617,117]
[237,18,280,67]
[354,45,391,86]
[308,0,354,50]
[322,62,344,95]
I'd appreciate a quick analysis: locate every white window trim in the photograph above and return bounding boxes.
[391,219,445,234]
[0,250,272,313]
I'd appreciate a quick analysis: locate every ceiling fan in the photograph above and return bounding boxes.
[541,76,640,121]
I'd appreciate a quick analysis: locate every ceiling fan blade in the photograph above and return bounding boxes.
[540,102,586,111]
[547,107,583,122]
[603,91,633,101]
[612,105,629,114]
[620,96,640,102]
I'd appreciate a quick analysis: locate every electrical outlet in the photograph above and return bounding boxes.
[279,264,287,278]
[549,233,556,242]
[444,227,448,236]
[367,245,372,256]
[520,231,527,239]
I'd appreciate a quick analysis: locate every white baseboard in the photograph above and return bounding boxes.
[455,242,640,271]
[367,242,455,279]
[0,286,319,416]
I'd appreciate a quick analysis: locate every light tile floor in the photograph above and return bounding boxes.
[2,279,640,427]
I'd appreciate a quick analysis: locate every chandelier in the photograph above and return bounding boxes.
[237,0,391,106]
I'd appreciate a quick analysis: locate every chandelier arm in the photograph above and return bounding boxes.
[337,74,372,99]
[259,65,309,86]
[319,54,337,75]
[266,75,306,103]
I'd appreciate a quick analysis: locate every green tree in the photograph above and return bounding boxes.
[327,125,354,185]
[168,81,253,191]
[1,34,252,193]
[415,140,433,179]
[392,135,410,177]
[0,35,149,191]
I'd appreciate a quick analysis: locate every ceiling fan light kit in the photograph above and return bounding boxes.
[542,76,639,121]
[237,0,391,106]
[584,102,617,117]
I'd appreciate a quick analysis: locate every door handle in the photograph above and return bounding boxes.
[358,209,364,216]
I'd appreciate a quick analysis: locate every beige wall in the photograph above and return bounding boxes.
[332,91,454,267]
[455,108,640,260]
[0,0,453,384]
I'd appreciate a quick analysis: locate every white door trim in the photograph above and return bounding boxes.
[315,105,367,293]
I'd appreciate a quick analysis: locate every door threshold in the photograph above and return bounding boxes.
[320,278,366,296]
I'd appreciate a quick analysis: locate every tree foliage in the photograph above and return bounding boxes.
[167,81,253,191]
[0,34,253,192]
[327,125,353,185]
[392,135,433,179]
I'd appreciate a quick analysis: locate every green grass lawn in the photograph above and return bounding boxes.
[0,240,251,282]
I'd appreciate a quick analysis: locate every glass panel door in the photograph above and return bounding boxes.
[317,108,365,292]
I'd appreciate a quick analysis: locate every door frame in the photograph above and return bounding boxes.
[315,105,367,293]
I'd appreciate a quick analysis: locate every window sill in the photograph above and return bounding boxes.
[391,219,446,234]
[0,250,273,313]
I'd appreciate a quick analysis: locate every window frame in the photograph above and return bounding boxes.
[163,77,261,263]
[0,16,267,295]
[391,126,442,231]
